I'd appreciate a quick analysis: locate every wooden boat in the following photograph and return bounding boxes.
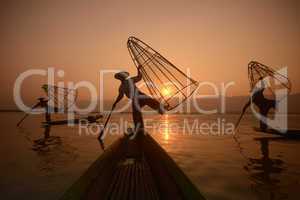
[60,133,206,200]
[254,127,300,139]
[43,115,102,126]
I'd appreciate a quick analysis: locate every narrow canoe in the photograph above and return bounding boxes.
[60,133,206,200]
[43,115,102,126]
[254,127,300,139]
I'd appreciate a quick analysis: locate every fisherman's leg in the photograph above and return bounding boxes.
[44,125,51,138]
[132,99,144,134]
[270,100,276,110]
[126,100,144,159]
[259,119,267,131]
[45,107,51,122]
[140,95,165,114]
[260,99,278,130]
[259,108,268,131]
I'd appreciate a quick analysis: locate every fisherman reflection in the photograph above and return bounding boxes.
[32,125,61,151]
[32,125,78,172]
[245,137,286,199]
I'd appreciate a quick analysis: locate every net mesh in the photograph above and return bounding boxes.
[127,36,198,111]
[41,84,78,112]
[248,61,291,95]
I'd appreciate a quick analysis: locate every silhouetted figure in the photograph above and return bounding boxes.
[17,97,53,126]
[33,97,60,122]
[113,66,165,133]
[36,98,51,122]
[240,79,276,130]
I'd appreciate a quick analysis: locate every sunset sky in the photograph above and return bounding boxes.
[1,0,299,108]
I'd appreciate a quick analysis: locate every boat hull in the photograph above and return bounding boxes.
[60,133,205,200]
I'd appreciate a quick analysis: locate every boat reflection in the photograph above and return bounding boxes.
[245,137,286,200]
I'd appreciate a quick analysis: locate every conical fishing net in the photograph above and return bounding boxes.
[41,84,78,112]
[248,61,291,95]
[127,36,198,111]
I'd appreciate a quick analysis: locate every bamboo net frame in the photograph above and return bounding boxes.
[127,36,198,111]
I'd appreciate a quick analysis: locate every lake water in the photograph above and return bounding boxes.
[1,112,300,200]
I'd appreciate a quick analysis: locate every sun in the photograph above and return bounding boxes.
[161,87,172,97]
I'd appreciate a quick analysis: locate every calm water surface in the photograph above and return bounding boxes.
[1,112,300,200]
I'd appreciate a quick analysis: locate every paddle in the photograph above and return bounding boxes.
[16,102,41,127]
[97,104,116,150]
[17,113,30,127]
[235,100,251,130]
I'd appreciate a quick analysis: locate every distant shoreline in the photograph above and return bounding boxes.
[0,109,22,112]
[1,93,300,114]
[1,110,300,115]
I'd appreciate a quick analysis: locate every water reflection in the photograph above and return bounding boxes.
[162,115,170,142]
[23,125,78,173]
[245,137,286,200]
[32,125,61,151]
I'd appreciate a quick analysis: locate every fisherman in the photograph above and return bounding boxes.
[112,66,165,134]
[240,77,276,130]
[31,97,60,123]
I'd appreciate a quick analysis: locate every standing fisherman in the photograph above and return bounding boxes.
[236,77,276,130]
[17,97,61,126]
[36,97,52,122]
[98,66,165,143]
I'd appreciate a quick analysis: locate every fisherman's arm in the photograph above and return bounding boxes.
[32,102,42,109]
[112,88,124,108]
[132,65,143,83]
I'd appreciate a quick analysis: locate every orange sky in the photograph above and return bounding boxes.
[1,0,300,107]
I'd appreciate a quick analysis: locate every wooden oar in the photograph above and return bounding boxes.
[17,113,30,127]
[97,105,116,150]
[16,102,40,127]
[235,100,251,130]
